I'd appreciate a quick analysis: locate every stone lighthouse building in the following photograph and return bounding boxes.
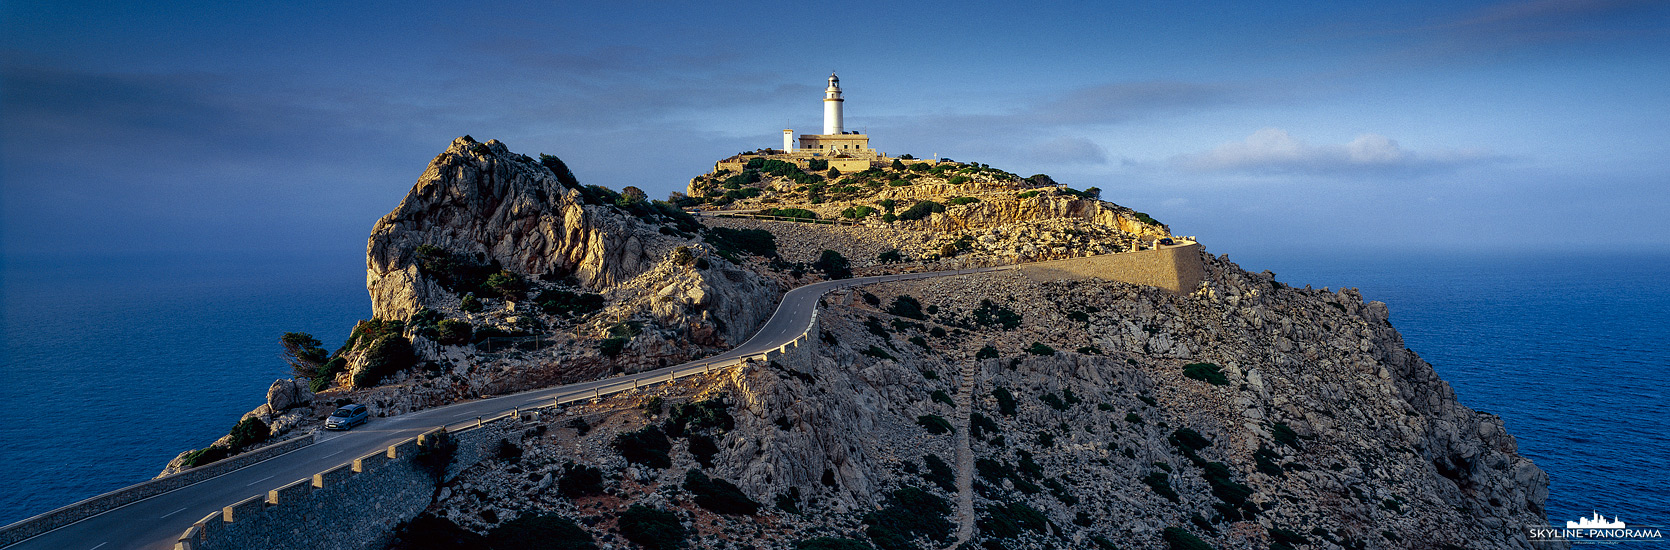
[794,73,874,156]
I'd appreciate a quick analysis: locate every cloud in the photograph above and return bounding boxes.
[1172,128,1496,175]
[1024,136,1108,164]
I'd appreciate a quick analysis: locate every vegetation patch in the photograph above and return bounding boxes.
[917,415,954,434]
[618,505,687,550]
[796,538,873,550]
[535,289,605,316]
[612,426,672,469]
[557,462,605,498]
[1025,342,1056,356]
[972,299,1023,330]
[1182,362,1229,386]
[921,454,957,492]
[704,227,778,258]
[1162,527,1212,550]
[979,502,1050,539]
[887,295,926,319]
[683,469,760,515]
[487,513,598,550]
[863,487,952,550]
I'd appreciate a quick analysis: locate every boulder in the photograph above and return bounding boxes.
[265,378,313,412]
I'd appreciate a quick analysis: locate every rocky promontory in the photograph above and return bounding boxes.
[165,138,1556,550]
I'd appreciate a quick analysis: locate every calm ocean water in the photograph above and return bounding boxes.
[1,250,1665,528]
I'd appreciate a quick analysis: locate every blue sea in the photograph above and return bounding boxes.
[1,250,1665,528]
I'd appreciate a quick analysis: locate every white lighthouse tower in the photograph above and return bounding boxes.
[823,72,844,135]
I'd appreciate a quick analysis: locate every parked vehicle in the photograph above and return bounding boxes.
[325,404,369,430]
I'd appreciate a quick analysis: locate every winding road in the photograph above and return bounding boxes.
[3,264,1014,550]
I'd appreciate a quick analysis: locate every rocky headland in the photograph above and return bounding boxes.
[165,137,1556,550]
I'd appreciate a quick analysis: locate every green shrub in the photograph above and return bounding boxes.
[946,195,979,205]
[973,299,1022,330]
[993,386,1017,416]
[412,244,498,295]
[863,487,952,550]
[1026,342,1056,356]
[970,412,999,440]
[796,537,873,550]
[1040,392,1068,410]
[769,208,819,219]
[487,513,597,550]
[909,162,931,172]
[1182,362,1228,386]
[613,426,672,469]
[877,249,903,263]
[180,445,231,468]
[227,417,270,450]
[1272,422,1300,448]
[975,345,999,360]
[1134,211,1163,226]
[1142,472,1179,502]
[808,158,829,171]
[921,454,956,492]
[979,502,1049,539]
[618,505,687,550]
[947,176,972,186]
[535,289,606,316]
[930,390,954,406]
[863,345,893,360]
[459,294,482,312]
[683,469,760,515]
[599,336,629,357]
[917,415,953,434]
[881,213,897,223]
[1016,190,1041,199]
[538,154,581,188]
[891,159,907,170]
[281,332,329,379]
[705,227,777,258]
[887,295,926,320]
[1076,345,1102,355]
[664,398,734,436]
[354,334,415,388]
[557,461,605,498]
[687,433,719,467]
[897,200,945,221]
[1162,527,1212,550]
[482,270,527,299]
[436,319,472,346]
[814,250,851,279]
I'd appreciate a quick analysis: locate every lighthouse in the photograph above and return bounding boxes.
[823,72,844,135]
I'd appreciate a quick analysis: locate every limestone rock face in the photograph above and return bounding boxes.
[264,378,312,412]
[367,137,665,320]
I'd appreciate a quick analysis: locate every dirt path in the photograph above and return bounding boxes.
[949,359,976,547]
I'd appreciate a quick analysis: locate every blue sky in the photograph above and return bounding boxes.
[3,0,1667,258]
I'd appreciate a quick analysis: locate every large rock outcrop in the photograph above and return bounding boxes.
[366,137,667,321]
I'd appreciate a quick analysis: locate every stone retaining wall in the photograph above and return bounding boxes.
[175,420,519,550]
[1017,243,1204,293]
[0,434,315,548]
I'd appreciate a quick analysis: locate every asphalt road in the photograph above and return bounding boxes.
[5,263,1011,550]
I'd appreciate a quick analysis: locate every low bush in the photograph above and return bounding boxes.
[970,412,1000,440]
[536,289,606,316]
[487,513,597,550]
[687,433,719,468]
[435,319,472,346]
[613,426,672,469]
[353,334,415,388]
[887,295,926,320]
[992,386,1017,416]
[930,390,954,406]
[863,487,952,550]
[1142,471,1179,502]
[555,462,606,498]
[897,200,945,221]
[768,208,818,219]
[972,299,1022,330]
[1182,362,1228,386]
[1162,527,1212,550]
[618,505,687,550]
[704,227,778,258]
[922,454,956,492]
[975,345,999,360]
[946,195,979,205]
[979,502,1049,539]
[1025,342,1056,356]
[814,250,851,279]
[664,398,734,436]
[863,345,894,360]
[683,469,759,515]
[917,415,953,435]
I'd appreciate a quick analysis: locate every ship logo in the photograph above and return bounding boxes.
[1568,511,1626,529]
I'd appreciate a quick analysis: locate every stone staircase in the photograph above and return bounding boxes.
[949,359,977,548]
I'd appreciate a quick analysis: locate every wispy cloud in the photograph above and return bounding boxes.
[1171,128,1499,175]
